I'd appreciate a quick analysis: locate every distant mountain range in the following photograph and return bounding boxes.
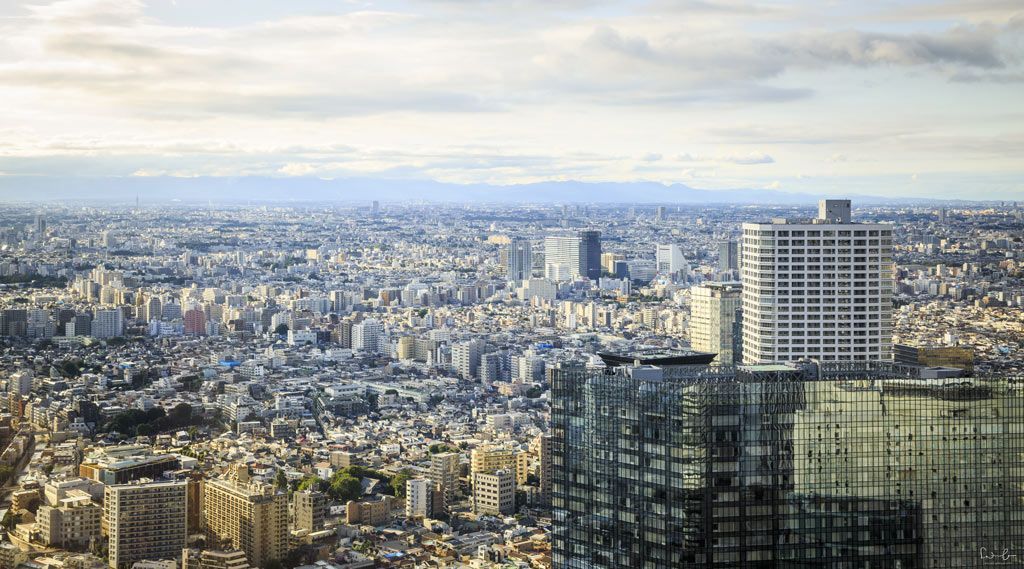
[0,175,986,205]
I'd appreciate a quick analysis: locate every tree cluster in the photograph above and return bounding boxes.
[103,403,204,437]
[297,466,413,502]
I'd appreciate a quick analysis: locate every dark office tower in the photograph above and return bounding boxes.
[613,260,629,279]
[34,214,46,235]
[56,309,76,334]
[0,309,28,337]
[506,239,532,282]
[551,360,1024,569]
[70,314,92,337]
[371,200,381,217]
[579,230,602,280]
[717,240,739,272]
[260,306,279,332]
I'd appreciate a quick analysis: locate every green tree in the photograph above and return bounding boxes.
[275,469,288,491]
[298,476,326,492]
[429,443,455,454]
[282,550,306,569]
[167,403,193,428]
[390,469,412,499]
[338,466,389,483]
[1,511,22,532]
[329,474,363,502]
[59,360,81,378]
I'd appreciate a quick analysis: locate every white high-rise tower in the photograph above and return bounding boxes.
[741,200,893,363]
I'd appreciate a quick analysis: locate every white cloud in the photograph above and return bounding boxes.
[0,0,1020,196]
[676,151,774,165]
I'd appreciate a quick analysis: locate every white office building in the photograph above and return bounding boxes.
[543,231,600,281]
[9,371,33,397]
[516,278,558,303]
[741,200,893,363]
[655,243,689,280]
[287,329,318,346]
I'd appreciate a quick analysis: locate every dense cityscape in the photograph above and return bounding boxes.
[0,198,1020,568]
[2,0,1022,565]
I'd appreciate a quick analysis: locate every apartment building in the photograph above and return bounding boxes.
[104,480,188,569]
[690,282,743,364]
[741,200,893,363]
[202,465,288,569]
[293,490,327,532]
[471,470,515,517]
[429,452,460,512]
[37,490,101,549]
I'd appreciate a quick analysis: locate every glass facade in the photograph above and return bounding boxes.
[551,362,1024,568]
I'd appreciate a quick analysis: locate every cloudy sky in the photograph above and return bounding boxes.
[1,0,1022,199]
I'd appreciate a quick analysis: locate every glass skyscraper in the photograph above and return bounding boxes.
[551,361,1024,568]
[580,230,602,281]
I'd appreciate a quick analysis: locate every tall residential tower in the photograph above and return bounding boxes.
[105,480,188,568]
[505,239,532,283]
[740,200,893,363]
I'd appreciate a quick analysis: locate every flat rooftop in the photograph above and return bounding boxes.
[598,350,717,367]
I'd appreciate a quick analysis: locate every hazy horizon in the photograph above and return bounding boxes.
[0,175,1021,205]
